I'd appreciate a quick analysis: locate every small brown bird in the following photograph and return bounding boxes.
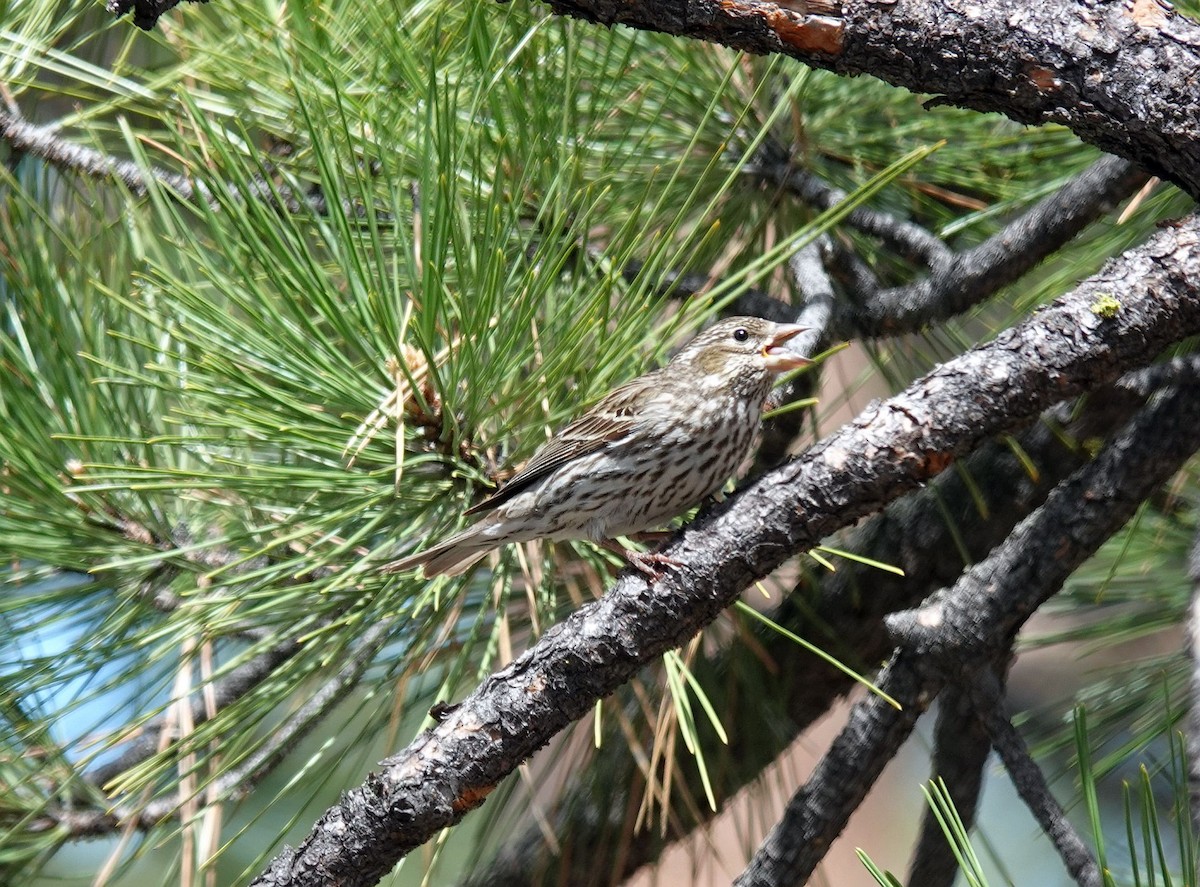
[384,316,811,578]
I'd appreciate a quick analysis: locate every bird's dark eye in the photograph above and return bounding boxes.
[732,327,749,342]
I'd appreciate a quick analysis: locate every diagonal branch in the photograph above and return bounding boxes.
[971,670,1102,887]
[737,370,1200,887]
[748,141,952,269]
[252,214,1200,887]
[535,0,1200,200]
[905,681,995,887]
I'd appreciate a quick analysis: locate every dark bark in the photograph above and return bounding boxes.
[107,0,204,30]
[733,651,934,887]
[253,216,1200,886]
[539,0,1200,200]
[886,379,1200,663]
[736,377,1200,887]
[972,672,1102,887]
[905,683,994,887]
[464,377,1149,887]
[833,156,1148,336]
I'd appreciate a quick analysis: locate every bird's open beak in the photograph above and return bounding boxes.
[761,323,813,372]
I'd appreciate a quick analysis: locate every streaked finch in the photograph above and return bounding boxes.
[385,316,811,577]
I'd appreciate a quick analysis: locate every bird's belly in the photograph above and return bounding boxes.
[502,417,756,542]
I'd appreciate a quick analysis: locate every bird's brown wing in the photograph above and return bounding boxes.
[464,376,652,515]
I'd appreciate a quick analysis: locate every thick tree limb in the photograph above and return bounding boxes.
[252,216,1200,887]
[109,0,1200,199]
[464,375,1152,887]
[737,377,1200,887]
[537,0,1200,200]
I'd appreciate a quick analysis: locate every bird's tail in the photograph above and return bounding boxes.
[382,529,494,578]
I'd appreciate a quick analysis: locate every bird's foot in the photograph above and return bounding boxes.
[599,537,681,580]
[621,548,682,581]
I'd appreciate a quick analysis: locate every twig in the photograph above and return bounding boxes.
[749,144,952,268]
[85,639,301,790]
[971,670,1102,887]
[756,235,833,466]
[732,652,935,887]
[0,110,203,199]
[0,109,382,219]
[756,152,1150,336]
[906,681,995,887]
[44,621,391,837]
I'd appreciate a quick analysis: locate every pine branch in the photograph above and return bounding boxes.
[535,0,1200,199]
[885,379,1200,663]
[848,156,1149,336]
[0,110,202,198]
[754,151,1150,335]
[252,214,1200,887]
[970,670,1102,887]
[755,235,832,466]
[462,378,1146,887]
[737,374,1200,887]
[905,680,995,887]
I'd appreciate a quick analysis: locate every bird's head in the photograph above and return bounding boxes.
[676,317,812,386]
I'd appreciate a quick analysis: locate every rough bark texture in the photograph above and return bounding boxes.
[253,216,1200,886]
[905,683,994,887]
[738,379,1200,887]
[540,0,1200,199]
[465,379,1149,887]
